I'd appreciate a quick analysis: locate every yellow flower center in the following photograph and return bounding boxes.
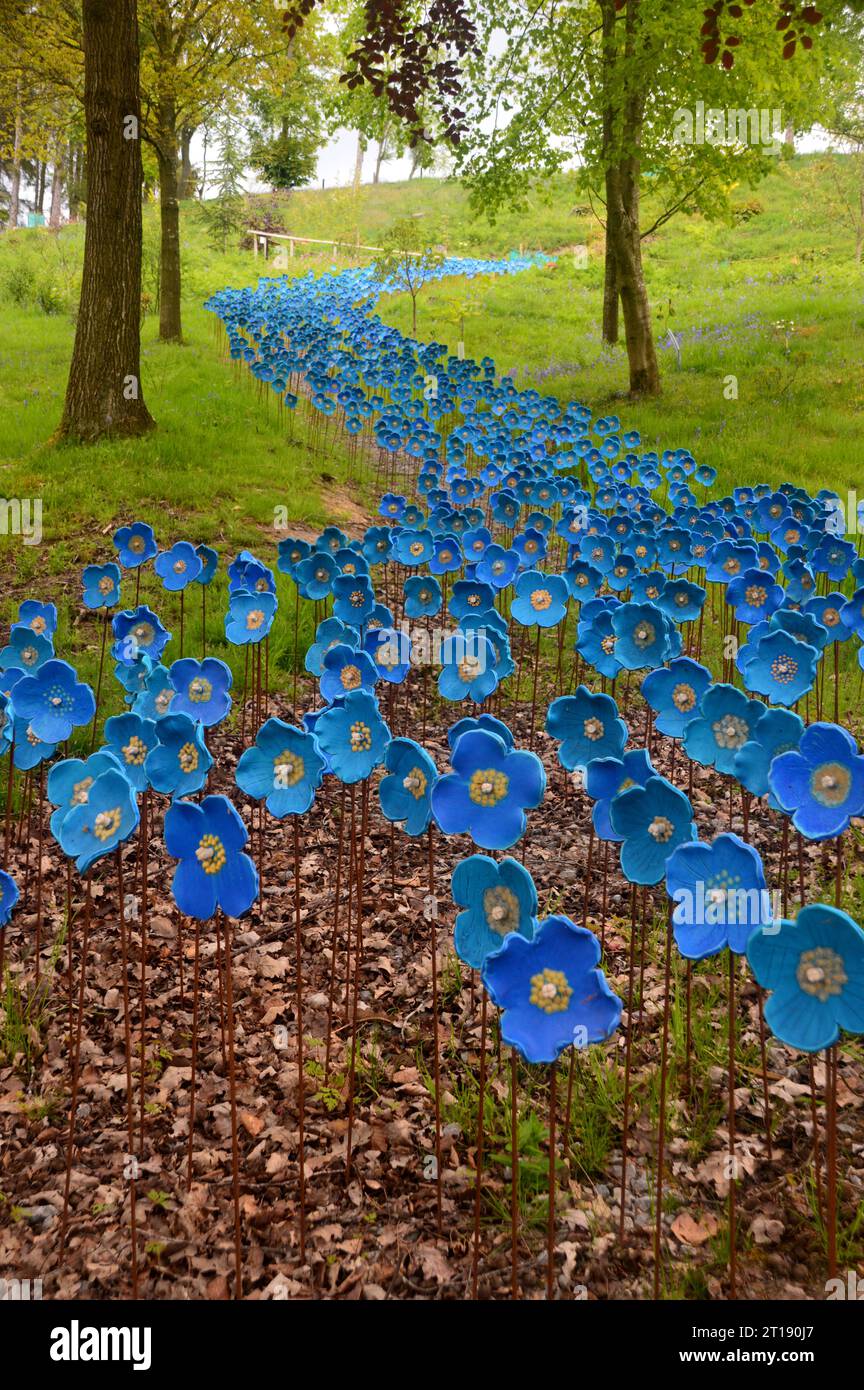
[93,807,122,841]
[811,762,851,807]
[402,767,427,800]
[349,721,372,752]
[178,742,199,774]
[531,588,552,611]
[122,735,147,766]
[796,947,847,1003]
[648,815,675,843]
[484,885,518,935]
[246,609,265,631]
[530,968,572,1015]
[340,664,362,690]
[469,768,509,807]
[274,750,304,787]
[196,833,226,875]
[188,677,213,703]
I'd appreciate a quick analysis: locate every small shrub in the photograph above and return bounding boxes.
[3,262,35,305]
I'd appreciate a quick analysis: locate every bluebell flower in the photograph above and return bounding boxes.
[0,626,53,674]
[236,718,325,816]
[379,737,437,836]
[769,722,864,840]
[432,728,545,851]
[610,776,697,885]
[448,712,514,752]
[584,749,655,841]
[12,659,95,744]
[102,713,157,793]
[747,903,864,1052]
[511,570,569,628]
[682,684,764,775]
[144,713,213,798]
[14,599,57,638]
[666,833,774,958]
[451,854,537,969]
[403,575,442,619]
[314,689,390,783]
[57,768,139,872]
[169,657,232,727]
[164,795,258,920]
[112,606,171,666]
[546,686,627,769]
[0,869,19,927]
[641,658,711,737]
[225,590,277,645]
[481,915,622,1064]
[294,551,338,600]
[154,541,202,591]
[332,572,375,628]
[740,628,818,707]
[734,707,804,806]
[194,545,218,585]
[113,522,157,569]
[320,643,379,703]
[82,562,121,610]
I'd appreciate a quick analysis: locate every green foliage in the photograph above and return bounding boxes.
[249,131,318,191]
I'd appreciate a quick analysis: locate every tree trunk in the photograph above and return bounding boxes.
[7,89,22,229]
[48,145,64,228]
[179,124,195,198]
[156,101,182,342]
[67,142,83,219]
[607,164,660,397]
[36,159,46,214]
[58,0,154,442]
[602,167,619,345]
[374,126,389,183]
[353,132,366,194]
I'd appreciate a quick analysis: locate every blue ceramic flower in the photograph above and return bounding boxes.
[476,544,520,591]
[666,833,774,958]
[113,521,157,569]
[194,545,218,585]
[10,716,58,770]
[448,579,495,622]
[225,590,277,645]
[102,714,157,793]
[313,689,390,783]
[438,632,498,703]
[379,737,437,836]
[739,628,818,707]
[332,572,376,627]
[320,643,379,703]
[132,662,176,720]
[734,707,804,806]
[277,537,312,577]
[747,904,864,1052]
[641,658,711,738]
[154,541,202,591]
[305,617,355,677]
[451,854,537,969]
[448,712,515,752]
[47,750,123,839]
[364,626,411,684]
[611,602,676,670]
[112,606,171,666]
[0,626,53,674]
[511,570,569,628]
[57,768,139,872]
[11,659,95,744]
[609,775,697,885]
[725,568,785,625]
[585,748,655,841]
[144,713,213,798]
[481,915,622,1064]
[13,599,57,638]
[169,658,233,727]
[769,722,864,840]
[546,686,627,770]
[432,728,545,851]
[682,684,764,776]
[235,717,325,816]
[82,562,122,609]
[404,575,442,619]
[165,795,258,920]
[0,869,19,927]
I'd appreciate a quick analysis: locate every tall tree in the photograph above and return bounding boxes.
[58,0,153,441]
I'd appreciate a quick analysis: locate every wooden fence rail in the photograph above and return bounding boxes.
[247,229,422,260]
